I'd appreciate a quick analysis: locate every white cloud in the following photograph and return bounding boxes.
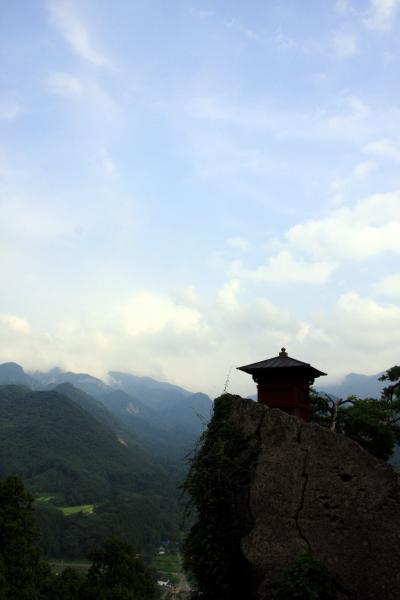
[232,251,337,284]
[336,0,353,13]
[47,70,122,126]
[304,291,400,380]
[186,94,378,143]
[123,292,204,336]
[0,196,75,239]
[364,0,400,31]
[352,160,377,177]
[226,237,249,252]
[364,138,400,161]
[218,279,241,313]
[0,281,300,395]
[0,314,31,334]
[330,159,377,204]
[331,292,400,345]
[100,151,117,178]
[47,0,111,67]
[215,281,296,349]
[374,274,400,296]
[286,191,400,260]
[47,71,83,96]
[324,96,370,132]
[82,288,400,391]
[1,283,399,396]
[223,191,399,292]
[172,285,202,307]
[114,283,302,394]
[333,32,358,58]
[189,133,275,186]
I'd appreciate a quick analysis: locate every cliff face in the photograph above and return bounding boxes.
[227,396,400,600]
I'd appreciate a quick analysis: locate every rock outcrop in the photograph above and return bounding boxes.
[227,396,400,600]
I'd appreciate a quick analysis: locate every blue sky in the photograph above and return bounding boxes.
[1,0,400,396]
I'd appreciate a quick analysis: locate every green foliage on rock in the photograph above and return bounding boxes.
[342,398,399,460]
[272,555,338,600]
[311,366,400,461]
[183,394,259,600]
[379,365,400,400]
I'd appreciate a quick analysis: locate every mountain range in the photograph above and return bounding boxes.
[0,362,212,459]
[0,385,164,503]
[0,362,212,558]
[315,371,386,399]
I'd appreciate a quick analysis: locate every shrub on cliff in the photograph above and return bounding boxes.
[273,555,338,600]
[183,394,260,600]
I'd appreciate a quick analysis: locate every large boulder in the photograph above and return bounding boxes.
[227,397,400,600]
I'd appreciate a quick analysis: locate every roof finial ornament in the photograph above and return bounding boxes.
[279,347,288,357]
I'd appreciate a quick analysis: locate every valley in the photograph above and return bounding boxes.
[0,362,212,564]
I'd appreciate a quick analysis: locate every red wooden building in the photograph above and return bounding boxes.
[237,348,326,421]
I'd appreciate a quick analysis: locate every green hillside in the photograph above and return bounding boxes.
[0,384,182,558]
[0,364,210,557]
[30,365,212,461]
[101,374,212,460]
[50,382,143,446]
[0,385,171,503]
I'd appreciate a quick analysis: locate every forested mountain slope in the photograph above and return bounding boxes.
[1,361,212,472]
[50,382,130,434]
[100,386,211,460]
[0,385,170,503]
[30,364,212,460]
[0,384,182,558]
[108,371,212,433]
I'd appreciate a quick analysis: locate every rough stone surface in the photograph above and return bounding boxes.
[227,397,400,600]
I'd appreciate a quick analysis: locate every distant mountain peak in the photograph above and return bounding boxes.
[0,362,39,387]
[316,371,385,399]
[108,371,192,397]
[1,361,25,373]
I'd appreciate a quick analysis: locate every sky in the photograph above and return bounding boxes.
[1,0,400,397]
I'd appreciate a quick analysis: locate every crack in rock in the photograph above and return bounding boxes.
[295,428,311,553]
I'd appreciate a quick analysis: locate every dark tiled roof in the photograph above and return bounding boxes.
[237,348,327,378]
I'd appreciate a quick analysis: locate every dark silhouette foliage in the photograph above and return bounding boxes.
[81,537,157,600]
[310,366,400,461]
[272,555,338,600]
[41,567,86,600]
[0,475,44,599]
[183,394,260,600]
[342,398,399,460]
[0,475,158,600]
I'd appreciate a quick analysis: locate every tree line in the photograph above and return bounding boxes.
[310,366,400,461]
[0,476,160,600]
